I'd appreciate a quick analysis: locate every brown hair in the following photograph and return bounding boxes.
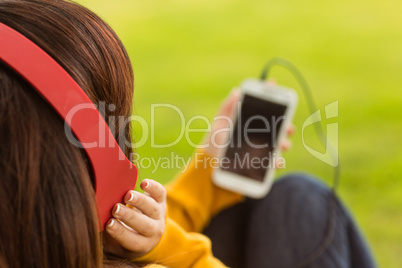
[0,0,139,267]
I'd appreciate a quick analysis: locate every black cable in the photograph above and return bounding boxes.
[260,57,341,267]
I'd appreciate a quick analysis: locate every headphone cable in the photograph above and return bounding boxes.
[260,57,340,267]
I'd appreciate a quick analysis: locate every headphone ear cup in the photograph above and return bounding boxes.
[0,22,137,230]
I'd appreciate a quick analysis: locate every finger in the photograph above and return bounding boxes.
[140,179,166,204]
[275,157,286,169]
[112,203,156,237]
[124,190,160,219]
[286,124,295,136]
[219,89,241,117]
[266,78,276,86]
[280,139,292,151]
[106,218,149,253]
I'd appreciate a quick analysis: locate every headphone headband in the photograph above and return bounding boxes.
[0,22,137,230]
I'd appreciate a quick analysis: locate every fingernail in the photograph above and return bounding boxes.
[128,192,136,202]
[229,88,240,97]
[107,219,115,228]
[143,180,150,189]
[115,204,121,215]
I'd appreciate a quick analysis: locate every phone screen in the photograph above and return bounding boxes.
[221,94,288,182]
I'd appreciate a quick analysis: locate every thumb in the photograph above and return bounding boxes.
[218,89,241,117]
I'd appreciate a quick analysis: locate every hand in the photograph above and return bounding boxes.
[201,89,241,159]
[104,179,167,259]
[202,86,295,169]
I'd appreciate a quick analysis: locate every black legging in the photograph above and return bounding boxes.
[203,173,376,268]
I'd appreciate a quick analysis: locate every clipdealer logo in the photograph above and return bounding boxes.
[63,100,339,169]
[302,101,338,167]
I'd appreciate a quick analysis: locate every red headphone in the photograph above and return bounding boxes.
[0,23,138,231]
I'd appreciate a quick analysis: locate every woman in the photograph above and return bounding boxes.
[0,0,234,266]
[0,0,143,267]
[0,0,375,267]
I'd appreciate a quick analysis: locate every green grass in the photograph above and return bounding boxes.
[79,0,402,266]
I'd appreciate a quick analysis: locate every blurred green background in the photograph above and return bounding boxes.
[80,0,401,266]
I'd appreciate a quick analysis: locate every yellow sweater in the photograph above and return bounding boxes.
[135,151,244,267]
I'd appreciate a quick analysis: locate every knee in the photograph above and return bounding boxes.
[272,172,330,198]
[248,173,333,233]
[246,173,334,217]
[261,173,333,214]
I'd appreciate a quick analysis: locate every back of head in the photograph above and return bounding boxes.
[0,0,137,267]
[0,60,102,267]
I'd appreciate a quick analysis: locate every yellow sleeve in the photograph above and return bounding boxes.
[134,150,243,267]
[165,150,244,232]
[136,217,226,268]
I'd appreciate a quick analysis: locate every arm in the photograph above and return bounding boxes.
[105,89,293,267]
[103,178,230,268]
[134,149,243,266]
[135,217,227,267]
[165,87,294,233]
[166,150,244,232]
[166,90,244,232]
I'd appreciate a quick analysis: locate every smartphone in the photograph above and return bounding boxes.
[212,79,298,198]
